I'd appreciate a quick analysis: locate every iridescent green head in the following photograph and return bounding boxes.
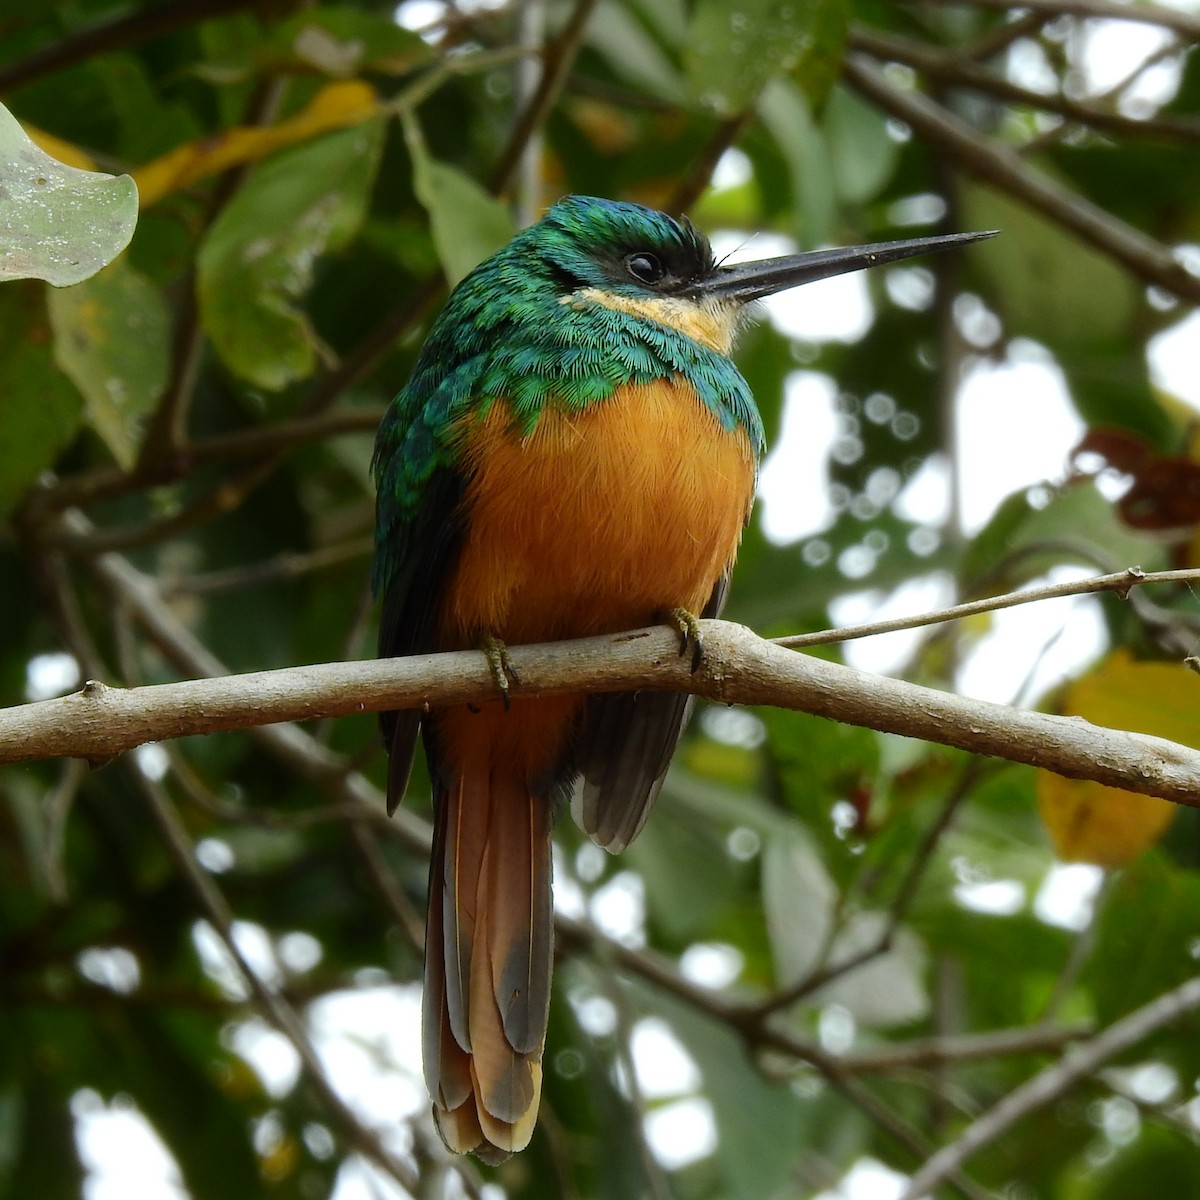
[510,194,993,313]
[529,196,717,300]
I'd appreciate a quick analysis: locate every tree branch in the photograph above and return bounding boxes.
[131,766,425,1195]
[6,612,1200,808]
[841,55,1200,305]
[487,0,599,196]
[836,1021,1091,1073]
[898,972,1200,1199]
[909,0,1200,41]
[0,0,257,94]
[849,25,1200,145]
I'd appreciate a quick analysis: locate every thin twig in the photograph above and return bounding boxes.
[296,276,444,420]
[136,75,293,468]
[510,0,547,226]
[341,813,427,951]
[910,0,1200,41]
[161,538,372,597]
[751,760,985,1019]
[554,919,992,1198]
[38,759,88,904]
[898,972,1200,1199]
[668,110,757,215]
[488,0,599,197]
[34,553,106,679]
[834,1074,1001,1200]
[837,1022,1091,1072]
[850,25,1200,144]
[54,458,280,555]
[165,744,381,831]
[841,54,1200,304]
[601,968,678,1200]
[960,11,1049,61]
[774,565,1198,649]
[131,766,424,1194]
[0,0,255,93]
[854,24,1200,141]
[19,407,386,520]
[135,291,207,472]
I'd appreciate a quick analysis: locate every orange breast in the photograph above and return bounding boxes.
[440,378,756,647]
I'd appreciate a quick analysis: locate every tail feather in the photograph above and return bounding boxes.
[487,779,553,1055]
[468,908,538,1123]
[473,1056,542,1150]
[422,815,473,1112]
[440,772,488,1050]
[424,759,553,1161]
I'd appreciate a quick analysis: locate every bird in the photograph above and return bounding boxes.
[372,196,992,1162]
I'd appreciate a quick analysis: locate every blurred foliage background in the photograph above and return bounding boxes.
[4,0,1200,1197]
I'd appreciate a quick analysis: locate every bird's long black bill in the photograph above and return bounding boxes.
[691,229,997,303]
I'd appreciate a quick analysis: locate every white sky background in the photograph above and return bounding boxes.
[54,7,1200,1199]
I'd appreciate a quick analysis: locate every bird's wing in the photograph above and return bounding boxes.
[375,461,465,813]
[571,571,730,852]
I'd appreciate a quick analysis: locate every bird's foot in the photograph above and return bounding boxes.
[666,606,705,673]
[480,635,520,710]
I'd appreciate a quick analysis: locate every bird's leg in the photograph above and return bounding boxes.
[666,607,705,673]
[480,634,520,710]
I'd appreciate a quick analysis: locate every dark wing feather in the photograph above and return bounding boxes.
[376,467,464,813]
[572,573,731,852]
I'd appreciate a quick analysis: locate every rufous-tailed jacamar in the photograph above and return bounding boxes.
[373,196,990,1161]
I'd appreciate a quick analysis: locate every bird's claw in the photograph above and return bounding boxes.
[481,635,520,710]
[667,606,705,673]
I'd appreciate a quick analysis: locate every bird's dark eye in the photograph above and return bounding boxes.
[625,252,665,284]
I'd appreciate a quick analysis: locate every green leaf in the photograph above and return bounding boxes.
[1087,853,1200,1028]
[0,1067,84,1200]
[0,101,138,287]
[0,1082,20,1185]
[624,0,687,45]
[762,706,880,848]
[1078,1124,1200,1200]
[403,118,515,287]
[0,284,83,518]
[197,119,385,390]
[268,7,432,77]
[962,179,1140,350]
[757,78,836,245]
[763,830,929,1026]
[685,0,848,115]
[652,989,805,1200]
[814,913,930,1027]
[584,4,686,105]
[626,791,738,943]
[823,83,900,206]
[112,1012,264,1200]
[959,480,1166,591]
[762,827,836,986]
[46,258,170,469]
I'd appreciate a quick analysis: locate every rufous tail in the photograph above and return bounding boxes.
[422,758,554,1163]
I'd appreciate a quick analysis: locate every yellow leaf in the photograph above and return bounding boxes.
[260,1133,300,1182]
[1036,650,1198,866]
[564,97,640,153]
[133,80,379,208]
[1037,774,1175,869]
